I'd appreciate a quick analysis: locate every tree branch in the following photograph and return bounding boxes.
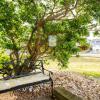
[27,20,38,54]
[45,0,79,21]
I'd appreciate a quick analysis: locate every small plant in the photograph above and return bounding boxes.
[0,49,12,79]
[0,49,10,66]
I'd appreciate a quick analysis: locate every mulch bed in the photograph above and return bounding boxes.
[53,72,100,100]
[0,71,100,100]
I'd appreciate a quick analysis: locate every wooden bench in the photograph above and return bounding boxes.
[0,60,53,96]
[54,87,83,100]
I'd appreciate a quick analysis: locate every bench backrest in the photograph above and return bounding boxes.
[0,60,44,79]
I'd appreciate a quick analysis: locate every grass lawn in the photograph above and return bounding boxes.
[45,56,100,77]
[68,57,100,77]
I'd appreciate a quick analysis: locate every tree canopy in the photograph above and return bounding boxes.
[0,0,100,75]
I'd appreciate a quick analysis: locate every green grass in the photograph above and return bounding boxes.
[45,57,100,77]
[68,57,100,77]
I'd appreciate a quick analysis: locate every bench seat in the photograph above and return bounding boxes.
[0,72,50,93]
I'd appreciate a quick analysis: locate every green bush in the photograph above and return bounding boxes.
[0,49,10,68]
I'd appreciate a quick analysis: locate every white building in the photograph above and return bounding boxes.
[87,31,100,53]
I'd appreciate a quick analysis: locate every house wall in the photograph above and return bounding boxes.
[92,39,100,53]
[87,31,100,53]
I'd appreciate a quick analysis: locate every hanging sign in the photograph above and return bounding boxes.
[48,35,57,47]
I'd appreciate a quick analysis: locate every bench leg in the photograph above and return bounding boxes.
[51,79,54,98]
